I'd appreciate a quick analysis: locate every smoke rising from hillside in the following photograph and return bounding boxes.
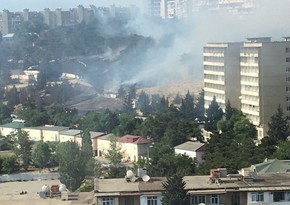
[78,0,290,92]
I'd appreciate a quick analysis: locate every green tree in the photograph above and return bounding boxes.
[56,141,87,191]
[205,96,223,132]
[12,130,33,171]
[274,141,290,160]
[137,91,151,116]
[1,156,19,174]
[32,142,51,168]
[194,89,205,121]
[105,135,122,167]
[162,174,189,205]
[180,91,194,120]
[267,105,290,144]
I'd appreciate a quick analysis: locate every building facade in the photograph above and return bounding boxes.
[95,170,290,205]
[203,42,242,111]
[204,38,290,140]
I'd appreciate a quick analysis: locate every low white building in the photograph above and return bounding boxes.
[174,141,205,163]
[0,121,25,137]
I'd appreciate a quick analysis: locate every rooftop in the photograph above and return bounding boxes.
[174,141,205,152]
[60,129,82,136]
[23,125,69,132]
[252,159,290,174]
[0,121,25,129]
[118,135,151,145]
[90,131,106,139]
[95,173,290,195]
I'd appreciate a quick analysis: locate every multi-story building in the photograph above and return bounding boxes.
[240,37,290,140]
[203,42,242,110]
[204,37,290,140]
[0,9,11,35]
[94,169,290,205]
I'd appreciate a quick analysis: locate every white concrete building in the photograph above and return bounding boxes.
[174,141,205,163]
[203,42,242,111]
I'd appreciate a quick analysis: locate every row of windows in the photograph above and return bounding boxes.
[242,95,259,102]
[240,56,259,63]
[241,76,258,83]
[204,83,225,91]
[241,66,259,74]
[204,56,224,63]
[205,92,225,101]
[241,104,259,112]
[204,65,225,72]
[191,195,219,205]
[204,47,225,54]
[241,85,259,93]
[204,74,225,81]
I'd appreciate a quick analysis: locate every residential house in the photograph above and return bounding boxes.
[90,132,106,156]
[95,168,290,205]
[174,141,205,163]
[249,159,290,174]
[0,121,25,137]
[22,125,69,142]
[59,129,83,146]
[96,134,152,162]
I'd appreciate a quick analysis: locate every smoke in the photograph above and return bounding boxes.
[55,0,290,92]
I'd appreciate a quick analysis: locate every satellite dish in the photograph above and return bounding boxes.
[142,175,150,182]
[59,184,67,192]
[41,184,50,193]
[126,170,134,178]
[130,176,137,182]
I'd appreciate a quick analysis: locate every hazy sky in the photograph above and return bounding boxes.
[0,0,142,11]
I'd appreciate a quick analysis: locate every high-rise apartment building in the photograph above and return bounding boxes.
[203,42,242,111]
[204,38,290,140]
[0,9,11,35]
[240,37,290,140]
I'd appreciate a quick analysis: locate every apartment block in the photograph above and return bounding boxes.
[204,37,290,140]
[240,37,290,140]
[204,42,242,111]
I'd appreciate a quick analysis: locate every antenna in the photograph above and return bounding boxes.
[142,175,150,182]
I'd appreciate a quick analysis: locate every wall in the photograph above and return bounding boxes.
[22,128,42,141]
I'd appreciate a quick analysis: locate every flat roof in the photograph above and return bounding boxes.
[90,131,106,139]
[23,125,69,132]
[174,141,205,152]
[0,122,25,129]
[60,129,82,136]
[95,173,290,194]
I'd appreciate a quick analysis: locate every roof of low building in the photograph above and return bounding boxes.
[95,173,290,195]
[253,159,290,174]
[98,134,112,141]
[23,125,69,132]
[174,141,205,152]
[60,129,82,136]
[90,131,106,139]
[0,121,25,129]
[118,135,151,145]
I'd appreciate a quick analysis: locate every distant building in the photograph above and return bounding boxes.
[0,121,25,137]
[174,141,205,163]
[90,131,107,156]
[95,170,290,205]
[22,125,70,141]
[249,159,290,174]
[96,134,152,162]
[203,37,290,140]
[59,129,83,146]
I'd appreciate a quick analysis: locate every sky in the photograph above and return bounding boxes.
[0,0,142,11]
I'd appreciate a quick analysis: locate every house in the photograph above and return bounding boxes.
[96,134,152,162]
[0,121,25,137]
[249,159,290,174]
[90,132,106,156]
[94,168,290,205]
[174,141,205,163]
[22,125,70,142]
[59,129,83,146]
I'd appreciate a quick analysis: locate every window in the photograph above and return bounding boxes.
[287,97,290,102]
[102,197,114,205]
[287,87,290,92]
[191,195,206,205]
[287,67,290,72]
[287,77,290,82]
[211,194,219,204]
[147,196,158,205]
[287,58,290,62]
[251,192,264,202]
[287,106,290,111]
[286,48,290,53]
[273,192,286,202]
